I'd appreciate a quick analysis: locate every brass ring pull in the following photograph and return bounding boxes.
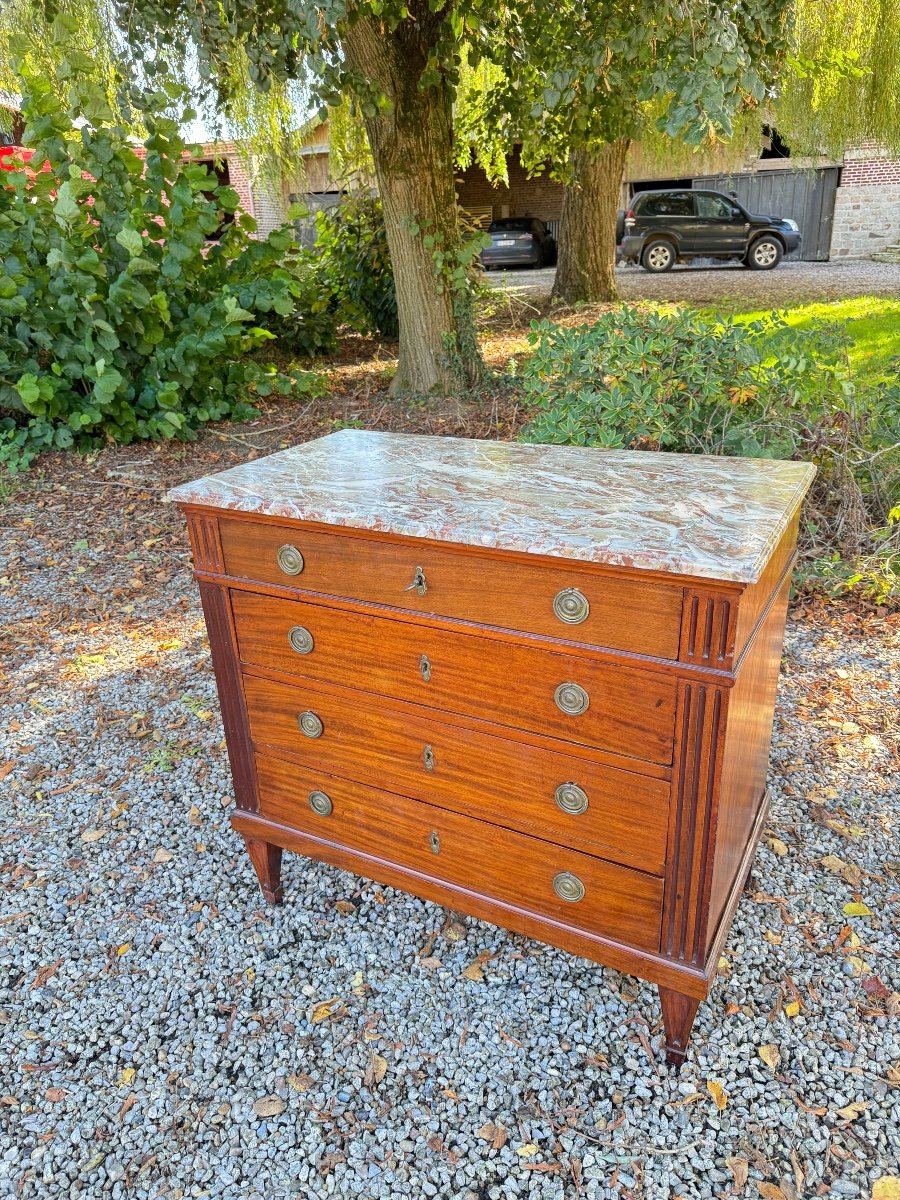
[288,625,314,655]
[277,544,305,576]
[554,682,590,716]
[555,782,589,815]
[404,566,427,596]
[297,710,324,738]
[553,871,585,902]
[308,790,332,816]
[553,587,589,624]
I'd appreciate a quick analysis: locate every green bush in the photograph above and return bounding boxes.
[260,245,339,358]
[315,193,398,340]
[0,23,322,470]
[520,305,899,601]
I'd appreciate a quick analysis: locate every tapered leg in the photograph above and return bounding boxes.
[243,836,283,905]
[659,987,702,1067]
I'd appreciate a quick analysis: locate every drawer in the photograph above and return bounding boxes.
[242,674,671,875]
[254,753,664,954]
[218,519,682,659]
[231,592,676,764]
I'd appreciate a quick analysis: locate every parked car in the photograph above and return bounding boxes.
[481,217,557,269]
[617,189,801,272]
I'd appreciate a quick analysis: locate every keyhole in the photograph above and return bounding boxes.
[423,744,435,772]
[429,830,440,854]
[419,654,432,682]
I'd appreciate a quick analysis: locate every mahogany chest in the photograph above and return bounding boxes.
[169,431,814,1063]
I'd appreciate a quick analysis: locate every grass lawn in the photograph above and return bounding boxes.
[722,296,900,381]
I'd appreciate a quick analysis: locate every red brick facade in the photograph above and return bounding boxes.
[840,152,900,186]
[455,148,563,225]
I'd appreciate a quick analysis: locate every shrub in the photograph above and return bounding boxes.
[520,306,899,600]
[0,23,322,470]
[315,193,398,340]
[260,245,339,358]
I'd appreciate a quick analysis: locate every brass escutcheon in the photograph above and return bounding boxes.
[308,790,332,816]
[553,871,585,903]
[554,681,590,716]
[555,782,589,815]
[297,710,324,738]
[429,830,440,854]
[423,744,436,771]
[288,625,314,655]
[277,543,305,576]
[419,653,432,682]
[404,566,427,596]
[553,587,589,625]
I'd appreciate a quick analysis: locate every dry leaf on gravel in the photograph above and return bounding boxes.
[288,1073,314,1092]
[30,960,62,989]
[45,1087,68,1102]
[310,997,347,1024]
[820,854,863,887]
[444,921,467,942]
[767,836,788,856]
[759,1044,781,1070]
[873,1179,900,1200]
[516,1144,539,1157]
[463,962,485,982]
[726,1157,749,1189]
[757,1184,786,1200]
[784,1000,801,1018]
[153,848,173,863]
[117,1067,135,1087]
[81,829,104,842]
[835,1101,868,1122]
[476,1122,508,1150]
[334,900,357,916]
[253,1096,285,1118]
[843,901,872,916]
[364,1053,387,1087]
[706,1080,728,1110]
[863,976,892,1001]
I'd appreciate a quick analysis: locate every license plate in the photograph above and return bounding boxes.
[497,239,515,247]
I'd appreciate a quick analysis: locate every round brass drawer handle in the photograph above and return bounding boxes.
[277,543,305,575]
[553,587,589,625]
[555,782,589,815]
[553,871,585,903]
[308,790,332,816]
[297,710,324,738]
[554,681,590,716]
[288,625,314,655]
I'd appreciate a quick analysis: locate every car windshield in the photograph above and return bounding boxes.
[490,219,533,231]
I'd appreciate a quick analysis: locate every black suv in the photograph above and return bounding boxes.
[618,189,801,272]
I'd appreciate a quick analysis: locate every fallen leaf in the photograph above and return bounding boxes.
[334,901,356,916]
[726,1157,749,1189]
[516,1144,540,1157]
[706,1080,727,1110]
[463,962,485,983]
[872,1181,900,1200]
[117,1067,135,1087]
[364,1053,387,1087]
[288,1073,314,1092]
[30,960,62,990]
[188,804,201,826]
[444,921,467,942]
[0,762,15,782]
[253,1096,285,1118]
[45,1087,68,1102]
[767,837,788,857]
[418,956,443,971]
[759,1044,781,1070]
[310,997,346,1024]
[843,901,872,917]
[845,956,867,977]
[862,976,891,1001]
[836,1101,868,1122]
[152,848,173,864]
[757,1185,785,1200]
[116,943,130,957]
[81,829,104,843]
[820,854,863,887]
[784,1000,800,1018]
[476,1122,507,1150]
[886,1066,900,1087]
[764,931,783,945]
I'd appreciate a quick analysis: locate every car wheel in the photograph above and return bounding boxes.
[641,239,676,273]
[746,236,783,270]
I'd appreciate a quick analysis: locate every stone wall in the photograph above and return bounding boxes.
[829,151,900,257]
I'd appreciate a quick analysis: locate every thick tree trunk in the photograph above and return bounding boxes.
[552,139,630,305]
[343,10,482,394]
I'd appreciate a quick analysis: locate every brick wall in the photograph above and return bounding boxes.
[456,149,563,223]
[829,148,900,257]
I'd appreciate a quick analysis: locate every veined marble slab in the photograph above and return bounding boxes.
[167,430,815,584]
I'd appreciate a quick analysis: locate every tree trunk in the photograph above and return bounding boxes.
[343,10,482,394]
[552,139,630,305]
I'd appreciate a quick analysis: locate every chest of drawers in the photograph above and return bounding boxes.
[169,431,814,1064]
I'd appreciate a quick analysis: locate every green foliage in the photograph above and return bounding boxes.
[520,306,900,598]
[0,23,321,470]
[315,194,398,341]
[260,245,339,358]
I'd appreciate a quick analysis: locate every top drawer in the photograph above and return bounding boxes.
[217,519,683,660]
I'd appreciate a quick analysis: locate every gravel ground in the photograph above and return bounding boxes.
[1,446,898,1200]
[487,259,900,305]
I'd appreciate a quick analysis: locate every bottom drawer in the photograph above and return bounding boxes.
[254,754,664,955]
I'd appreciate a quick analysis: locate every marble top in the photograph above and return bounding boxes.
[167,431,815,584]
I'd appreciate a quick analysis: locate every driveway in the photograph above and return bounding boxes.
[486,259,900,306]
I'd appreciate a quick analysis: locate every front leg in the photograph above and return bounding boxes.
[659,987,702,1067]
[243,836,284,905]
